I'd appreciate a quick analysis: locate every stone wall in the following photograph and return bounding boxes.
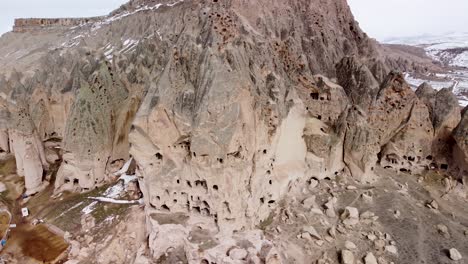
[13,17,103,32]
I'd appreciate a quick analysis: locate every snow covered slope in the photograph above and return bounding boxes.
[386,32,468,68]
[386,33,468,107]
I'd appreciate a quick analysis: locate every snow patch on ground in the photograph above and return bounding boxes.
[451,51,468,68]
[385,32,468,68]
[385,32,468,47]
[390,33,468,106]
[103,183,124,199]
[404,74,454,91]
[90,0,185,33]
[81,158,140,209]
[114,158,133,176]
[120,174,138,185]
[51,0,184,53]
[88,197,142,204]
[404,71,468,107]
[104,215,116,222]
[82,201,98,215]
[459,99,468,107]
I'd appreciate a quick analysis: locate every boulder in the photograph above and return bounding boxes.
[364,252,378,264]
[341,250,355,264]
[341,207,359,226]
[229,248,248,260]
[449,248,462,261]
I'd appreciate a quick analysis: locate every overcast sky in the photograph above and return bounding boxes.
[348,0,468,41]
[1,0,467,41]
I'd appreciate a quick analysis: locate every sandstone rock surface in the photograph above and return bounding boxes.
[0,0,467,263]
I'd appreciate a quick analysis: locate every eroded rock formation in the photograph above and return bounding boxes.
[0,0,467,263]
[453,106,468,177]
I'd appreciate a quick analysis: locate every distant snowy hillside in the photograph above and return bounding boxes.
[386,33,468,107]
[385,32,468,68]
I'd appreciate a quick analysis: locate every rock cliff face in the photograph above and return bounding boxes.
[0,0,467,263]
[453,106,468,177]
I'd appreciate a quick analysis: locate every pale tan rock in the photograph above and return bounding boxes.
[302,196,318,209]
[364,252,378,264]
[341,249,355,264]
[64,260,80,264]
[81,214,96,232]
[10,130,47,195]
[337,106,379,182]
[265,249,282,264]
[374,240,385,250]
[336,56,379,110]
[0,129,8,153]
[452,106,468,176]
[229,248,248,260]
[303,226,322,240]
[437,224,450,238]
[45,148,60,164]
[385,245,398,255]
[449,248,462,261]
[417,86,461,169]
[341,207,359,226]
[69,240,81,258]
[345,241,357,250]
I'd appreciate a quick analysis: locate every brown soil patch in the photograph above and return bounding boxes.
[8,224,68,263]
[0,155,16,176]
[0,211,10,238]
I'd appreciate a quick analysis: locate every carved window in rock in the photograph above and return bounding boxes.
[310,92,319,100]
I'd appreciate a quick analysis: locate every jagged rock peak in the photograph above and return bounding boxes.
[336,56,380,110]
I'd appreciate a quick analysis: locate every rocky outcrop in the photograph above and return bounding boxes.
[0,108,9,154]
[336,56,380,111]
[55,62,130,192]
[416,85,461,169]
[8,103,48,194]
[378,100,434,174]
[1,0,467,263]
[337,105,379,182]
[452,106,468,177]
[353,72,433,174]
[415,82,437,118]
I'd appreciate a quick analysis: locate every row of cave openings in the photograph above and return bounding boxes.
[150,179,235,223]
[382,153,449,172]
[307,90,334,124]
[149,145,286,219]
[310,91,331,101]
